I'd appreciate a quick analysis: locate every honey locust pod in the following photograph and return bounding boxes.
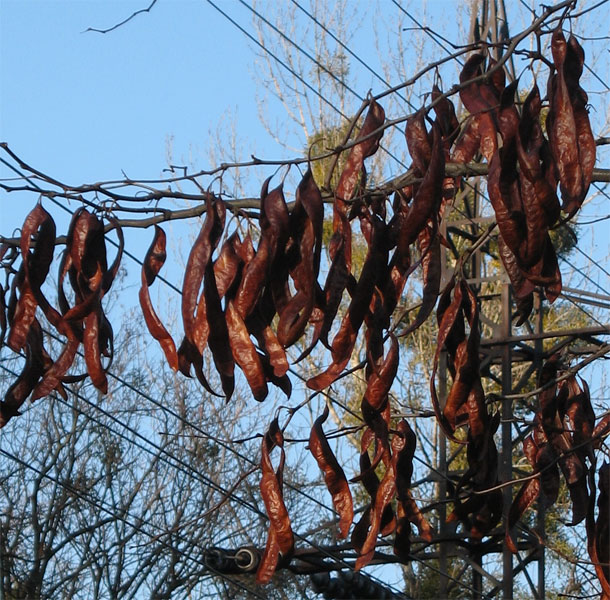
[139,225,178,372]
[257,418,294,584]
[309,406,353,538]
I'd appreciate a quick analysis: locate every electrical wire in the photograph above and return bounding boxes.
[574,245,610,280]
[390,0,465,67]
[33,320,353,523]
[1,333,354,544]
[561,254,610,298]
[286,0,495,239]
[0,364,265,518]
[0,364,266,526]
[0,367,404,596]
[206,0,411,174]
[0,444,268,600]
[289,0,415,107]
[0,195,408,597]
[226,0,495,243]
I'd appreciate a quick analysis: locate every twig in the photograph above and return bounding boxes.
[83,0,159,34]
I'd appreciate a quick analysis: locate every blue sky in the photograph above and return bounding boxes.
[1,1,269,188]
[0,0,473,221]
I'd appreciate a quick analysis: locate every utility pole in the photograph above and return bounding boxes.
[501,283,514,599]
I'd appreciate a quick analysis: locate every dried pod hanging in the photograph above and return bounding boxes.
[139,225,178,372]
[257,418,294,584]
[309,405,353,538]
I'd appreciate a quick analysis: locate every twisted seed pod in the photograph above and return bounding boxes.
[139,226,178,372]
[309,406,353,538]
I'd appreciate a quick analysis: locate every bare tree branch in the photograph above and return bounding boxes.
[83,0,159,35]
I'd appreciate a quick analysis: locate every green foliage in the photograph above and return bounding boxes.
[549,222,579,258]
[404,558,469,598]
[308,119,360,192]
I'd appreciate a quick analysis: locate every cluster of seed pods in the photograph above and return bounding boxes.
[0,25,606,590]
[1,206,123,427]
[505,356,610,595]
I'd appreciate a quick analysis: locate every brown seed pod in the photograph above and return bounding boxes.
[139,225,178,372]
[226,300,267,402]
[309,406,353,538]
[8,205,56,352]
[257,419,294,584]
[1,319,48,427]
[277,170,323,348]
[547,27,595,217]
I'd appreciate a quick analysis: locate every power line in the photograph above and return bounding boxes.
[0,444,268,600]
[561,254,610,298]
[0,364,403,595]
[289,0,415,108]
[0,360,266,528]
[390,0,465,67]
[1,340,362,554]
[220,0,413,175]
[239,0,364,104]
[574,245,610,280]
[559,292,608,329]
